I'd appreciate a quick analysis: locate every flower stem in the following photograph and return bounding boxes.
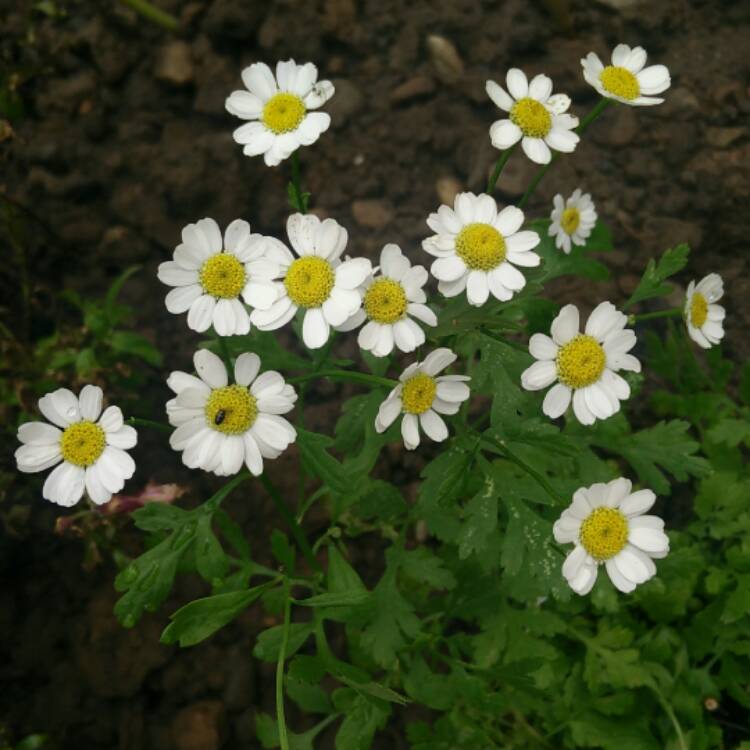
[481,434,566,505]
[651,687,688,750]
[118,0,180,31]
[276,578,292,750]
[217,334,233,370]
[518,98,612,209]
[289,152,307,214]
[486,146,516,194]
[288,369,397,389]
[126,417,171,433]
[260,474,323,574]
[629,308,684,324]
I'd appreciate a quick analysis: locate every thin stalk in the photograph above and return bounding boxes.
[482,434,566,505]
[290,152,306,213]
[276,578,292,750]
[486,146,516,193]
[127,416,171,433]
[652,687,688,750]
[288,369,397,389]
[260,474,322,574]
[518,98,611,209]
[629,308,683,324]
[119,0,180,30]
[217,334,233,370]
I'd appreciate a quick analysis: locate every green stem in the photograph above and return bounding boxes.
[126,417,171,433]
[486,146,516,193]
[276,578,292,750]
[217,334,232,370]
[289,152,306,214]
[204,471,252,512]
[288,369,397,389]
[518,98,611,209]
[628,308,683,324]
[482,434,566,505]
[118,0,180,30]
[260,474,323,574]
[652,687,688,750]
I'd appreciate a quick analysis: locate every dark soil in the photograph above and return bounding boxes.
[2,0,749,748]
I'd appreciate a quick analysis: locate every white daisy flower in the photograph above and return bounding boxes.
[225,59,334,167]
[166,350,297,477]
[158,217,288,337]
[581,44,671,106]
[422,192,541,307]
[521,302,641,426]
[548,189,597,254]
[486,69,579,165]
[553,478,669,595]
[340,244,437,357]
[250,213,371,350]
[374,348,470,450]
[15,386,137,507]
[684,273,725,349]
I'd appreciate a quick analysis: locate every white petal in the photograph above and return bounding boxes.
[106,425,137,450]
[562,544,587,581]
[235,353,261,386]
[521,137,551,164]
[98,405,124,432]
[620,489,656,517]
[375,396,402,432]
[436,380,470,403]
[422,348,457,376]
[528,73,552,101]
[506,68,528,99]
[17,422,62,445]
[542,383,571,418]
[243,432,264,476]
[529,333,558,360]
[241,62,277,101]
[521,360,557,391]
[572,388,596,425]
[489,119,522,149]
[335,257,371,289]
[467,271,490,306]
[551,305,580,345]
[605,558,636,593]
[166,284,202,314]
[194,349,228,389]
[85,463,112,505]
[505,230,541,253]
[420,410,448,442]
[629,527,669,555]
[43,462,85,507]
[39,388,79,427]
[302,307,330,349]
[187,295,216,333]
[225,90,263,119]
[637,65,670,95]
[432,256,466,282]
[401,413,420,450]
[486,79,513,111]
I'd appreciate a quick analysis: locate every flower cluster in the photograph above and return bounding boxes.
[16,44,729,603]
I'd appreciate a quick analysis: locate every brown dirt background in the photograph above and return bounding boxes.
[1,0,749,748]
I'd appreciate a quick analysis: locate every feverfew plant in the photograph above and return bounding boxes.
[15,45,750,750]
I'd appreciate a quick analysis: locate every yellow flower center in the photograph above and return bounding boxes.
[364,278,408,324]
[690,292,708,328]
[455,223,506,271]
[60,421,106,467]
[205,385,258,435]
[401,373,437,415]
[579,506,629,561]
[284,256,335,308]
[509,97,552,138]
[600,66,640,100]
[560,207,581,236]
[199,253,246,299]
[556,334,606,389]
[262,92,306,134]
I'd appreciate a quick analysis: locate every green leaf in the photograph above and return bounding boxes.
[399,548,456,590]
[109,330,162,366]
[457,468,498,560]
[253,621,315,662]
[296,591,371,608]
[161,583,273,647]
[334,691,389,750]
[707,418,750,448]
[297,429,355,497]
[194,514,230,582]
[105,264,141,318]
[271,529,296,572]
[591,418,710,495]
[624,244,690,309]
[131,502,189,532]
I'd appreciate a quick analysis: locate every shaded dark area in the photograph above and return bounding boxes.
[1,0,750,748]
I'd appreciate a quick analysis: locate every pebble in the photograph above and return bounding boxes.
[171,700,225,750]
[435,175,462,206]
[155,42,194,86]
[426,35,464,84]
[390,75,435,104]
[706,126,745,148]
[352,199,394,229]
[327,79,364,128]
